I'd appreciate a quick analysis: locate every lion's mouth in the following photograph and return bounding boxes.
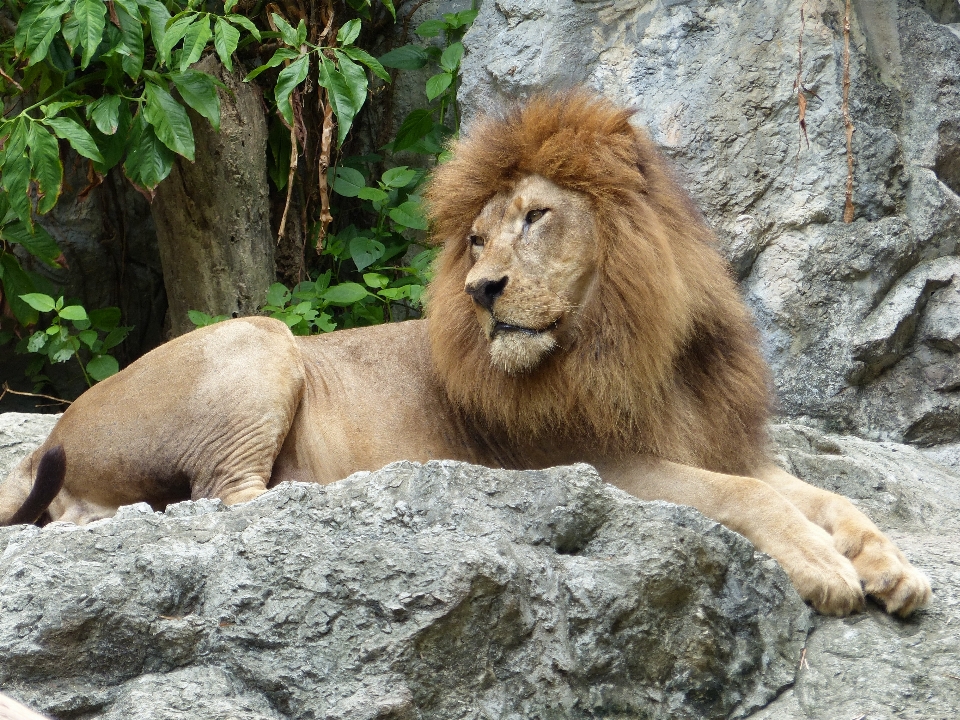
[491,318,560,338]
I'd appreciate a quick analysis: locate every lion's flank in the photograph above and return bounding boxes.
[424,91,772,475]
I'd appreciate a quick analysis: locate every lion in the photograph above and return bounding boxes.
[0,92,930,617]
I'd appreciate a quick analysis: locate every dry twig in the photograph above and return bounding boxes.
[0,382,72,407]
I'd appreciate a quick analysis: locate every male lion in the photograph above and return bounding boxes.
[1,92,930,617]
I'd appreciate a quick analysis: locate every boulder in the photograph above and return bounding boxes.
[458,0,960,446]
[1,412,959,718]
[0,437,806,718]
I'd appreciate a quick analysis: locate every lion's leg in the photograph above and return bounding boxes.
[600,458,865,616]
[754,465,931,616]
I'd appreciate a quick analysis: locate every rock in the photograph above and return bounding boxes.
[0,413,59,478]
[458,0,960,446]
[751,423,960,719]
[3,412,960,718]
[0,458,808,720]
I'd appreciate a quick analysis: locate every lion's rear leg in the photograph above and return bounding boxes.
[756,465,931,616]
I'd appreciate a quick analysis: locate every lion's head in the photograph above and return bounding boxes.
[424,92,770,472]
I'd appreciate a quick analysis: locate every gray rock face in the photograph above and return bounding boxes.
[0,457,807,720]
[2,412,960,718]
[459,0,960,446]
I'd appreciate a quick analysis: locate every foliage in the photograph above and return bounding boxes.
[0,0,475,396]
[18,292,130,388]
[248,6,477,334]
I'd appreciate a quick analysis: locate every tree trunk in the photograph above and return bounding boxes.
[152,55,274,337]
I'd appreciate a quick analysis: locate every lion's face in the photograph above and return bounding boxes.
[463,175,598,374]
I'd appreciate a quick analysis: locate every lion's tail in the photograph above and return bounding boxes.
[1,445,66,526]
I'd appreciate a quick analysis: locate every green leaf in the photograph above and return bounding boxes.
[143,82,195,160]
[337,19,362,46]
[179,15,212,71]
[244,47,298,81]
[272,13,299,47]
[213,18,241,71]
[86,354,119,381]
[339,46,389,82]
[415,19,446,38]
[1,256,40,325]
[114,0,145,79]
[321,283,369,305]
[440,41,464,73]
[41,100,84,118]
[44,117,105,163]
[226,14,261,42]
[275,54,310,125]
[265,282,291,307]
[26,23,60,67]
[332,166,365,197]
[378,44,428,70]
[58,305,88,321]
[88,95,122,135]
[170,70,221,133]
[137,0,171,51]
[77,329,98,349]
[318,55,358,146]
[159,13,195,67]
[389,200,428,230]
[1,153,32,225]
[50,338,77,363]
[101,325,131,350]
[349,235,385,271]
[377,286,410,301]
[27,331,47,353]
[91,103,132,173]
[390,108,433,152]
[296,19,307,47]
[72,315,91,331]
[3,120,29,159]
[379,0,396,21]
[89,306,121,330]
[425,72,452,101]
[123,113,175,189]
[74,0,108,69]
[60,8,79,50]
[357,186,388,202]
[47,35,75,73]
[1,221,61,267]
[14,1,71,58]
[363,272,390,289]
[19,293,56,312]
[451,9,479,27]
[381,166,418,189]
[27,123,63,214]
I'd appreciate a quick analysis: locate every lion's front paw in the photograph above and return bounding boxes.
[773,525,865,616]
[788,549,865,617]
[836,527,931,617]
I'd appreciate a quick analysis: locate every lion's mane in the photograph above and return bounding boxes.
[424,92,771,474]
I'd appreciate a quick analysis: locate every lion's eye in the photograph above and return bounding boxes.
[469,234,485,248]
[525,209,548,225]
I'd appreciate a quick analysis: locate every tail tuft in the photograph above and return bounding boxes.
[7,445,66,526]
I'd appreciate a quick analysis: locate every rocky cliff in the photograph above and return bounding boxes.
[460,0,960,450]
[2,413,959,718]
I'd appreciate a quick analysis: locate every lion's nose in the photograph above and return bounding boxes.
[465,277,508,311]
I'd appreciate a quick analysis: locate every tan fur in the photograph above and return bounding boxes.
[0,92,930,617]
